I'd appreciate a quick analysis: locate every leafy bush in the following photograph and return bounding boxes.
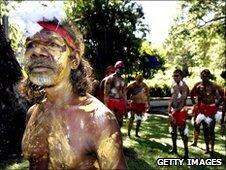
[149,84,171,97]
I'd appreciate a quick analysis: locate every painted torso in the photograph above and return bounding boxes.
[127,82,148,104]
[195,82,220,104]
[22,96,120,169]
[171,81,189,109]
[105,74,126,99]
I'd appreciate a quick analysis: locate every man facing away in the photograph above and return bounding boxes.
[104,61,127,127]
[21,18,127,169]
[190,69,223,157]
[126,74,150,138]
[168,69,189,159]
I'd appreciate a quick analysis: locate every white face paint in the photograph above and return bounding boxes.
[29,74,53,86]
[111,88,117,94]
[121,81,125,87]
[80,120,84,129]
[177,93,182,99]
[24,31,71,87]
[115,81,120,87]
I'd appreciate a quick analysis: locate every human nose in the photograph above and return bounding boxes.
[30,46,50,60]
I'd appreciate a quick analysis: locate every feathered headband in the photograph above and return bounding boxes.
[9,1,76,50]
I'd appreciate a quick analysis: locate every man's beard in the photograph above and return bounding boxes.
[26,59,63,87]
[29,72,56,87]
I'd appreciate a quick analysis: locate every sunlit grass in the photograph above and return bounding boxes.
[122,114,226,170]
[5,161,29,170]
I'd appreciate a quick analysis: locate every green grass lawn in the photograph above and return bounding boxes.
[1,114,225,170]
[122,114,226,170]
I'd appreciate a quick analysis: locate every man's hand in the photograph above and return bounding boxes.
[169,113,175,123]
[168,107,172,114]
[145,101,150,112]
[126,100,132,110]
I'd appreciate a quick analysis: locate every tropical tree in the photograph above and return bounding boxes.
[65,0,151,79]
[165,0,225,76]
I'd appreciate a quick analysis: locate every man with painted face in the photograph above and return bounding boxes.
[126,74,150,138]
[22,20,127,169]
[168,69,189,159]
[190,69,223,157]
[104,61,127,127]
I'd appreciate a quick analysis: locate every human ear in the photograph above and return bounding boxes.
[69,50,81,69]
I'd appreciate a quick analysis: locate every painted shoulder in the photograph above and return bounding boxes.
[193,81,202,88]
[87,94,116,119]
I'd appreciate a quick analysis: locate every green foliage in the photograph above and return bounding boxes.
[65,0,152,79]
[149,84,171,97]
[165,0,225,74]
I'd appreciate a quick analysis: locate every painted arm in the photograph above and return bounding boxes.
[125,82,133,100]
[177,84,189,111]
[123,81,127,102]
[103,76,112,105]
[168,85,173,114]
[214,84,224,108]
[190,83,198,105]
[144,83,150,109]
[95,112,128,169]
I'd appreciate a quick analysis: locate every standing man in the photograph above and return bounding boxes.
[99,65,115,102]
[104,61,127,127]
[126,74,150,138]
[19,6,127,169]
[190,69,223,157]
[168,69,189,159]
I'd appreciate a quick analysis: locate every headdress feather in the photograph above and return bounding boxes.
[9,1,66,37]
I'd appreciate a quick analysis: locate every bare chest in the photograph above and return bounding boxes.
[109,77,126,98]
[112,77,125,89]
[22,108,98,169]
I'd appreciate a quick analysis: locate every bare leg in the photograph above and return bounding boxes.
[127,112,135,138]
[135,119,141,138]
[191,121,200,146]
[202,121,210,154]
[170,123,178,154]
[179,124,189,159]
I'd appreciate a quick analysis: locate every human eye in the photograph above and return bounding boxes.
[26,42,36,49]
[49,42,61,48]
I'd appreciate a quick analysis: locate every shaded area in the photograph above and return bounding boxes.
[0,24,28,161]
[124,147,151,170]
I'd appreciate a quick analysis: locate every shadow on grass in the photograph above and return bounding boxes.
[124,147,152,170]
[140,114,171,139]
[134,137,171,154]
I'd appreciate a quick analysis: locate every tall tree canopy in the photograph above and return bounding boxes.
[65,0,150,79]
[1,0,165,80]
[165,0,225,75]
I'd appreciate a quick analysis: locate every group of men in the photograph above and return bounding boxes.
[169,69,225,159]
[98,61,150,138]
